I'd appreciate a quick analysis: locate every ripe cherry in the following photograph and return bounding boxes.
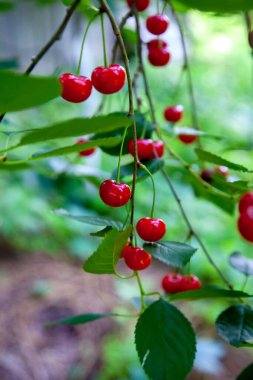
[164,105,183,123]
[200,168,215,183]
[146,14,169,35]
[237,206,253,243]
[136,217,166,242]
[215,166,229,177]
[59,73,92,103]
[124,247,152,271]
[99,180,131,207]
[162,273,183,294]
[91,64,126,95]
[238,192,253,214]
[147,39,168,50]
[127,0,150,12]
[152,141,164,158]
[148,47,171,67]
[128,139,164,160]
[180,275,202,292]
[120,244,132,259]
[76,138,96,157]
[178,134,197,144]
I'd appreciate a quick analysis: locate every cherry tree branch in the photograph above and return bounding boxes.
[111,9,133,63]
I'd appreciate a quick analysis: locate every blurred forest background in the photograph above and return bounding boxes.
[0,0,253,379]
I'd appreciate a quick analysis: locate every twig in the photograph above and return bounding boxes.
[0,0,81,123]
[111,9,133,63]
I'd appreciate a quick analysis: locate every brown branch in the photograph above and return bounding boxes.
[0,0,81,124]
[111,9,133,63]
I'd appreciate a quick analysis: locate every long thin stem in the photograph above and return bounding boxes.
[116,127,128,183]
[111,10,133,63]
[101,12,109,67]
[139,163,156,218]
[0,0,81,123]
[135,271,146,311]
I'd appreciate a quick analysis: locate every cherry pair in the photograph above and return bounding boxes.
[200,166,229,183]
[162,273,201,294]
[121,245,151,271]
[59,64,126,103]
[128,139,164,160]
[237,192,253,243]
[147,39,170,67]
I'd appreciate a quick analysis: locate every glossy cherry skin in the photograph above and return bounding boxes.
[180,275,202,292]
[127,0,150,11]
[164,105,183,122]
[147,39,168,50]
[91,64,126,95]
[237,206,253,243]
[215,166,229,177]
[59,73,92,103]
[238,192,253,214]
[99,180,131,207]
[178,134,197,144]
[152,141,164,158]
[120,244,132,259]
[162,273,183,294]
[76,138,96,157]
[124,247,152,271]
[146,14,169,35]
[200,168,215,183]
[128,139,164,160]
[136,217,166,242]
[148,48,171,67]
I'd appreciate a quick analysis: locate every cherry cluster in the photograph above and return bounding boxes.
[162,273,201,293]
[237,191,253,243]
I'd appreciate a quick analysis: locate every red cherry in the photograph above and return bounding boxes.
[147,39,168,50]
[148,48,171,67]
[178,134,197,144]
[99,180,131,207]
[164,105,183,122]
[59,73,92,103]
[120,244,132,259]
[180,275,202,292]
[239,192,253,214]
[152,141,164,158]
[124,247,152,271]
[200,168,215,183]
[162,273,183,294]
[146,14,169,35]
[76,138,96,157]
[238,206,253,243]
[136,217,166,242]
[127,0,150,11]
[128,139,153,160]
[91,64,126,95]
[215,166,229,177]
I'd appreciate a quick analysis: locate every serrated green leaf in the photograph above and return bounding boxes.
[195,148,252,172]
[135,299,196,380]
[173,0,253,13]
[0,70,61,113]
[31,137,122,160]
[83,226,132,274]
[54,209,123,229]
[229,252,253,276]
[144,241,196,269]
[45,313,108,327]
[236,362,253,380]
[216,305,253,347]
[170,286,252,301]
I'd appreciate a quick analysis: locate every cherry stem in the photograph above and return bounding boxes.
[135,271,146,312]
[76,14,98,76]
[139,163,156,218]
[116,127,128,183]
[101,12,109,68]
[156,0,160,13]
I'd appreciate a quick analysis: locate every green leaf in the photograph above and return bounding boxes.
[236,363,253,380]
[173,0,253,13]
[31,137,121,160]
[45,313,108,327]
[54,209,123,229]
[229,252,253,276]
[122,28,138,44]
[195,148,251,173]
[210,177,251,196]
[113,159,164,182]
[135,299,196,380]
[2,113,132,153]
[90,226,113,237]
[170,286,252,301]
[216,305,253,347]
[0,70,61,113]
[0,161,31,171]
[0,1,14,12]
[83,226,132,274]
[144,241,197,269]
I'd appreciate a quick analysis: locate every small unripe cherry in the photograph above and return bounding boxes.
[127,0,150,12]
[146,14,169,35]
[99,180,131,207]
[162,273,183,294]
[238,192,253,214]
[124,247,152,271]
[237,206,253,243]
[178,134,197,144]
[136,217,166,242]
[164,105,183,123]
[180,275,202,292]
[148,48,171,67]
[59,73,92,103]
[76,138,96,157]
